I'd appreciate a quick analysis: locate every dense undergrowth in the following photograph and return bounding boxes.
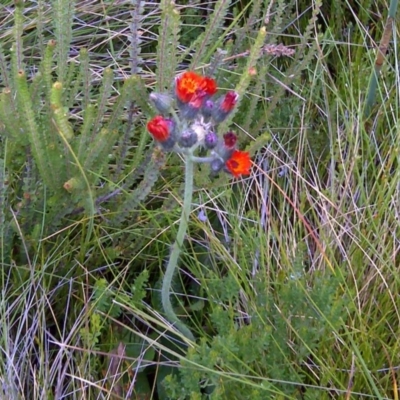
[0,0,399,399]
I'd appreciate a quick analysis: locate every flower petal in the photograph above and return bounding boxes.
[221,91,238,112]
[147,116,171,142]
[223,132,237,149]
[175,71,203,103]
[175,71,217,106]
[225,150,252,177]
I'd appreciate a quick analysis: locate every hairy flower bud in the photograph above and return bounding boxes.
[147,116,177,150]
[210,158,225,174]
[213,132,237,162]
[147,116,173,142]
[190,121,207,143]
[223,132,237,149]
[179,103,201,120]
[149,92,173,114]
[204,131,218,149]
[201,99,214,118]
[178,129,198,148]
[212,91,239,123]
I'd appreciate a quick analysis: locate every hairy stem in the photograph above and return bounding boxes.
[161,154,195,341]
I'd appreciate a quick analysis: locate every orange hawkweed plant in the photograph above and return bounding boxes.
[147,70,252,341]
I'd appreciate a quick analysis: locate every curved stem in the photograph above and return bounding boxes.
[161,154,195,341]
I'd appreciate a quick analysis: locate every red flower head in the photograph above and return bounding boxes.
[212,91,239,123]
[175,71,217,108]
[147,115,171,142]
[225,150,252,177]
[220,91,238,112]
[223,132,237,149]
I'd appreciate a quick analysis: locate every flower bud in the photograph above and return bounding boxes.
[204,131,218,149]
[212,91,239,123]
[210,158,225,174]
[149,92,173,114]
[178,102,201,120]
[63,177,85,192]
[190,121,207,143]
[223,132,237,149]
[159,137,177,151]
[212,131,237,161]
[178,129,198,148]
[201,99,214,118]
[147,115,173,142]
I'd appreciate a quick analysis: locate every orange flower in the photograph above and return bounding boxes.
[175,71,217,108]
[147,116,171,142]
[225,150,252,177]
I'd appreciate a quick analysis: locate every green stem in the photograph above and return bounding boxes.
[364,0,398,116]
[161,153,195,341]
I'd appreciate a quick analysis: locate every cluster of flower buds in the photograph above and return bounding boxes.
[146,71,251,177]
